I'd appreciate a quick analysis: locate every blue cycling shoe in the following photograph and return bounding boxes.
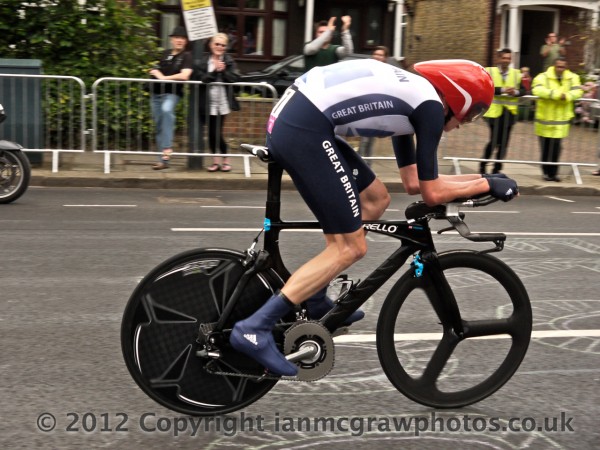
[230,293,298,376]
[304,287,365,325]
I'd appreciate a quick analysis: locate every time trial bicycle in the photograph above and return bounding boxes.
[121,143,532,416]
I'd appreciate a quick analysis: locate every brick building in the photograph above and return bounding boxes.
[156,0,600,75]
[390,0,599,75]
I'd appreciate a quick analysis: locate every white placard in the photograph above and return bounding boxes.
[181,0,218,41]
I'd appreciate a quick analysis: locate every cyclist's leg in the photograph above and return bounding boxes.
[300,151,387,323]
[298,167,388,323]
[334,136,390,221]
[284,229,367,302]
[229,228,367,375]
[267,117,371,302]
[230,91,369,373]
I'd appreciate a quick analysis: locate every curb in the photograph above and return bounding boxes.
[31,174,270,191]
[30,173,600,196]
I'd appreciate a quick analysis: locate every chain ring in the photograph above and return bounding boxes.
[284,321,334,382]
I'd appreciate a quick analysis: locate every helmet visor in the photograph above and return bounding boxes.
[462,102,490,123]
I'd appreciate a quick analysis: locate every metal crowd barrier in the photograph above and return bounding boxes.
[0,72,598,181]
[0,73,86,172]
[90,77,278,174]
[438,96,600,183]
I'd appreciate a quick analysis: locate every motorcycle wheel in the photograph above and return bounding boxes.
[0,150,31,204]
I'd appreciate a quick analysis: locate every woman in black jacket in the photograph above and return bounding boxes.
[193,33,240,172]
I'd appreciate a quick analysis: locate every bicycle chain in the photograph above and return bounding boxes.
[204,360,306,382]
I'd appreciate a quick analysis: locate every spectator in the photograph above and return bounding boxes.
[371,45,389,63]
[303,16,353,72]
[518,66,534,121]
[192,33,241,172]
[358,46,391,166]
[532,57,583,182]
[520,66,532,95]
[150,26,193,170]
[480,48,522,175]
[540,32,566,72]
[574,81,597,125]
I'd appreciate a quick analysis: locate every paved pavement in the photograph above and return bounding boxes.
[30,151,600,196]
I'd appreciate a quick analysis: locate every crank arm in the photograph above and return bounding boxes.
[285,344,318,363]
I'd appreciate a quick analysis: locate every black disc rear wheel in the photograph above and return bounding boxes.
[121,249,285,416]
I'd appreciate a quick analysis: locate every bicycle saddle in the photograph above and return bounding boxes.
[405,201,446,221]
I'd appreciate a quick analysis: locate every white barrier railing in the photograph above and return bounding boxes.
[90,77,278,174]
[98,150,256,177]
[443,157,596,185]
[0,73,598,182]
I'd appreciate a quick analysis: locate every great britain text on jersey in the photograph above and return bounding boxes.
[331,100,395,120]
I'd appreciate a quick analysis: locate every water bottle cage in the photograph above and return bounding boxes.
[328,274,355,301]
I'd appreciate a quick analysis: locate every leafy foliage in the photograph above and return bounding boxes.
[0,0,164,149]
[0,0,161,84]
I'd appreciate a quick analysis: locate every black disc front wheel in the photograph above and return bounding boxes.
[0,150,30,204]
[121,248,285,416]
[377,251,532,408]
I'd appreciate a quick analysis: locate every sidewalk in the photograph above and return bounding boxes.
[30,151,600,196]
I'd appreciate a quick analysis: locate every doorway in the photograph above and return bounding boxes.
[520,10,555,76]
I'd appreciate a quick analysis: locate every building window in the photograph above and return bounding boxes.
[157,1,288,59]
[215,0,288,59]
[272,18,286,56]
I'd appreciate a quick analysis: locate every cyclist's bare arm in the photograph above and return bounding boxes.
[399,164,489,206]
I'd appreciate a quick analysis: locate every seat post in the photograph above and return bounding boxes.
[265,161,284,222]
[263,161,290,277]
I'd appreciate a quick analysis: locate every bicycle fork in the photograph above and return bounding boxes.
[415,251,465,338]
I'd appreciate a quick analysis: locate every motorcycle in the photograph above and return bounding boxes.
[0,103,31,204]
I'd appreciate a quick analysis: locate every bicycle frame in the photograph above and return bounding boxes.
[123,145,528,414]
[259,161,464,335]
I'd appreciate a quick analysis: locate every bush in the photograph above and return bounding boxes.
[0,0,162,148]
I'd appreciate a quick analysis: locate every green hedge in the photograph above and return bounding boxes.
[0,0,163,148]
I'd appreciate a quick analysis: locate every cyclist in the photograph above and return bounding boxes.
[230,59,519,376]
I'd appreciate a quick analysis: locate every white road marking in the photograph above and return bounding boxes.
[462,210,519,213]
[171,228,600,237]
[200,206,264,209]
[63,204,137,207]
[502,232,600,236]
[546,196,575,202]
[172,228,323,232]
[333,329,600,343]
[572,212,600,214]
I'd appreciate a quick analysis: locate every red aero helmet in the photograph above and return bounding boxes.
[413,59,494,123]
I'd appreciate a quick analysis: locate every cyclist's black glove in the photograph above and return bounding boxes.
[482,173,508,179]
[487,177,518,202]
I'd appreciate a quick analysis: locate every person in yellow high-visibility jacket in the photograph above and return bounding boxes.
[532,57,583,181]
[480,49,522,175]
